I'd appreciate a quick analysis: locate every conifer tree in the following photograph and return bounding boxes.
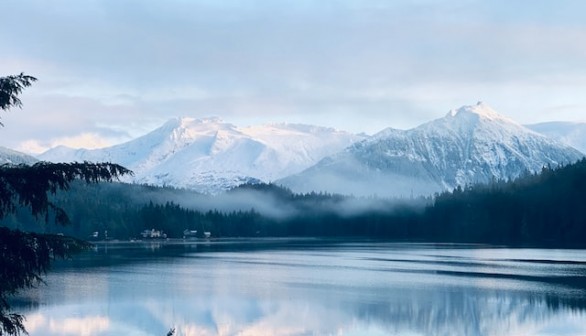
[0,74,132,335]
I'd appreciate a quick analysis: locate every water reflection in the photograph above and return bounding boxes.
[25,314,109,336]
[14,241,586,336]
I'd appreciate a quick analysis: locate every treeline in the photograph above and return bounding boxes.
[4,159,586,246]
[424,159,586,246]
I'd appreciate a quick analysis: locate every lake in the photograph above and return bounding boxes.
[12,239,586,336]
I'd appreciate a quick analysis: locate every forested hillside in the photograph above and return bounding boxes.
[5,158,586,247]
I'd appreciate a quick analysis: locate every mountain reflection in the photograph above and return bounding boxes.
[16,241,586,336]
[21,291,586,336]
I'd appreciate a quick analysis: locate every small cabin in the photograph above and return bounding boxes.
[183,229,198,239]
[141,229,167,239]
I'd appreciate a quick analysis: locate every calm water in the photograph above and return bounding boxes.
[12,239,586,336]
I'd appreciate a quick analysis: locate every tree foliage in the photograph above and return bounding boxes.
[0,161,132,225]
[0,74,132,335]
[0,73,37,125]
[0,161,131,335]
[0,228,90,335]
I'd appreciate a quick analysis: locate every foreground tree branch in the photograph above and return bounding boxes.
[0,161,133,224]
[0,73,134,335]
[0,73,37,126]
[0,228,91,335]
[0,162,132,335]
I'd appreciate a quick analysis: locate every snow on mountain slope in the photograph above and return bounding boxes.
[526,121,586,154]
[0,146,38,165]
[39,117,365,193]
[278,102,584,197]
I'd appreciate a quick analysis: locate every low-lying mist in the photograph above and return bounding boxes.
[116,182,429,220]
[14,158,586,247]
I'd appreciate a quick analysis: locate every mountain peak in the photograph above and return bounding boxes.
[161,116,234,133]
[174,116,225,127]
[40,117,364,194]
[281,102,583,197]
[447,102,512,122]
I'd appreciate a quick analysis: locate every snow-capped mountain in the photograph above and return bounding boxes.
[526,121,586,154]
[39,117,365,193]
[0,146,37,165]
[278,102,584,197]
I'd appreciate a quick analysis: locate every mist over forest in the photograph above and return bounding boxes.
[4,158,586,247]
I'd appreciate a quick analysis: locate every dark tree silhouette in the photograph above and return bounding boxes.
[0,73,37,125]
[0,74,132,335]
[0,161,131,225]
[0,228,91,335]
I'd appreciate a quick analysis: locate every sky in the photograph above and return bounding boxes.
[1,0,586,154]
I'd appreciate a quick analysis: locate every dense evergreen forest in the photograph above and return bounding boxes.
[4,158,586,247]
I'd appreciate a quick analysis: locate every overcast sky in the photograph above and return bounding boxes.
[1,0,586,153]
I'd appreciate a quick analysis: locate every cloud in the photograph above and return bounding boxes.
[2,1,586,150]
[18,132,120,154]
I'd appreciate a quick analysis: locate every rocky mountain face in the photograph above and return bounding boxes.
[0,146,38,165]
[278,102,584,197]
[38,104,584,196]
[39,117,364,193]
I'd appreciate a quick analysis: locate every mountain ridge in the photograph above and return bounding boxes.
[0,146,38,165]
[37,104,584,196]
[39,117,365,193]
[278,103,583,197]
